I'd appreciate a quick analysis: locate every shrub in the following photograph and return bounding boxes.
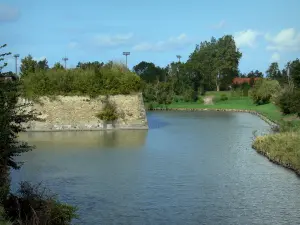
[197,96,204,104]
[3,182,77,225]
[172,95,184,103]
[277,89,300,116]
[21,62,141,99]
[220,94,228,101]
[250,79,281,105]
[96,98,119,122]
[183,88,197,102]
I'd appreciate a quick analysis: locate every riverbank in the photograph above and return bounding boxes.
[21,94,148,131]
[253,133,300,176]
[150,92,300,176]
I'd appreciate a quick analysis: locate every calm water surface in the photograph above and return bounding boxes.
[13,111,300,225]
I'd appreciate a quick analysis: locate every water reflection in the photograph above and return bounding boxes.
[18,130,148,149]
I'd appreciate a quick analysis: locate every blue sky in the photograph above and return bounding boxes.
[1,0,300,74]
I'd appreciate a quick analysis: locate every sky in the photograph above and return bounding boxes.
[1,0,300,74]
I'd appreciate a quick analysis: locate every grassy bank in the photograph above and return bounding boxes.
[253,133,300,175]
[151,91,300,176]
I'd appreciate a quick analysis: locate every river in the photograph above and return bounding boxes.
[12,111,300,225]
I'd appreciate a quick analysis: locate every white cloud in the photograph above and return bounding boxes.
[0,4,20,22]
[132,33,191,52]
[92,33,133,47]
[234,29,260,48]
[67,41,79,49]
[265,28,300,52]
[212,20,226,29]
[270,52,280,62]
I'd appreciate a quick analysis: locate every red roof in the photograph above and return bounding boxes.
[232,77,260,85]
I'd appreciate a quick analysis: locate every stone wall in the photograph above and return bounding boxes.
[21,93,148,131]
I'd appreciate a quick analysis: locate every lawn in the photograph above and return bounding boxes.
[168,91,283,123]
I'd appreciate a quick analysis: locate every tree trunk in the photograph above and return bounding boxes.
[216,85,220,92]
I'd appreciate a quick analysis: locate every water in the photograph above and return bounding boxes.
[12,111,300,225]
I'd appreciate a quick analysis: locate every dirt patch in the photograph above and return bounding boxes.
[283,115,300,121]
[204,96,214,105]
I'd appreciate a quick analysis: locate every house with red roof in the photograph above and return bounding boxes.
[232,77,260,85]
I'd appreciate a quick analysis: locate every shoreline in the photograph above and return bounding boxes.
[24,125,148,132]
[151,107,279,128]
[253,141,300,177]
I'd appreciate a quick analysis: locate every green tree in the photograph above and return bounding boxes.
[289,58,300,88]
[251,79,281,105]
[247,70,263,78]
[53,62,64,70]
[266,62,281,80]
[213,35,242,91]
[0,44,36,203]
[20,55,37,77]
[76,61,104,70]
[37,58,49,71]
[133,61,166,83]
[187,35,242,92]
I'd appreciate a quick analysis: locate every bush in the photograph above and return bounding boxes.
[21,62,141,99]
[172,95,184,103]
[277,89,300,116]
[220,94,228,101]
[197,96,204,104]
[96,98,118,122]
[251,79,281,105]
[3,182,77,225]
[183,88,197,102]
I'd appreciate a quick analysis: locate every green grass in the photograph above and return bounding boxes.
[253,132,300,175]
[169,93,283,123]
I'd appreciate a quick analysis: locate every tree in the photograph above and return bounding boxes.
[20,55,37,77]
[37,58,49,71]
[251,79,281,105]
[53,62,64,70]
[133,61,166,83]
[289,58,300,88]
[0,44,36,203]
[213,35,242,91]
[266,62,281,80]
[247,70,263,78]
[76,61,104,70]
[188,35,242,92]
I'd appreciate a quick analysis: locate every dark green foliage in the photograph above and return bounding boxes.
[277,89,300,116]
[0,79,36,205]
[172,95,184,103]
[251,79,281,105]
[133,61,166,83]
[142,81,173,107]
[183,88,197,102]
[266,62,281,80]
[21,63,141,99]
[20,55,37,77]
[4,182,77,225]
[156,82,173,106]
[0,44,11,71]
[197,96,204,104]
[76,61,104,70]
[247,70,264,78]
[96,98,118,122]
[220,94,228,101]
[289,58,300,88]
